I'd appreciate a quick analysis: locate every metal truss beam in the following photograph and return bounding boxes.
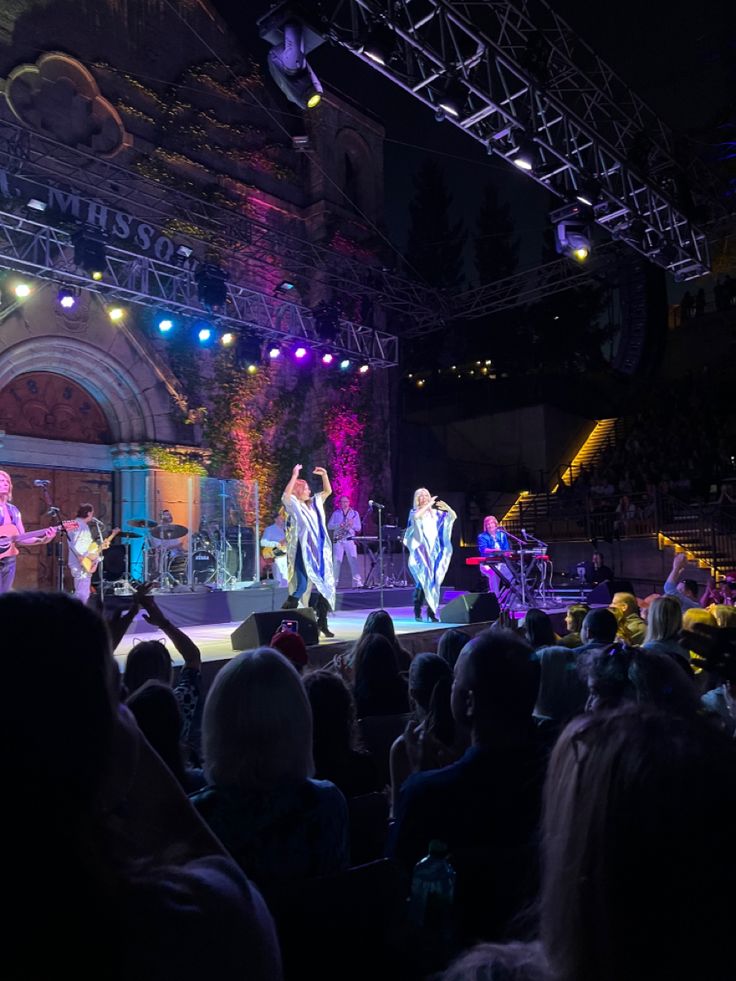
[0,210,398,366]
[312,0,717,280]
[0,117,442,324]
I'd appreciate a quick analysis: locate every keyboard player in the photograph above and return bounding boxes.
[477,514,510,596]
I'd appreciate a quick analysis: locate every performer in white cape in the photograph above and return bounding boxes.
[281,463,336,638]
[404,487,457,622]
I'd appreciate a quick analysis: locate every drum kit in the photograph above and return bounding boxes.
[105,517,215,592]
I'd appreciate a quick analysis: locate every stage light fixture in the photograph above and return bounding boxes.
[437,78,467,119]
[196,263,228,312]
[221,331,236,347]
[27,198,47,213]
[294,346,308,360]
[266,21,323,110]
[340,358,351,370]
[276,280,296,293]
[175,244,193,260]
[108,306,124,322]
[197,325,212,344]
[57,285,78,309]
[321,352,334,365]
[576,179,602,208]
[72,230,106,281]
[247,364,258,375]
[360,23,396,66]
[512,137,536,172]
[268,345,282,360]
[14,281,31,299]
[157,316,174,334]
[551,202,592,263]
[359,364,370,375]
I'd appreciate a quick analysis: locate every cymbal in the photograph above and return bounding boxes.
[117,530,142,539]
[128,518,156,528]
[150,523,188,541]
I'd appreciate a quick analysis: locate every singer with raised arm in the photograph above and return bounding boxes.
[0,470,58,593]
[403,487,457,622]
[66,504,119,605]
[281,464,336,638]
[327,494,363,588]
[477,514,510,597]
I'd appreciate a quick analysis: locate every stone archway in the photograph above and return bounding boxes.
[0,371,112,443]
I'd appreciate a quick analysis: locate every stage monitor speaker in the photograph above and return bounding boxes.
[587,579,635,605]
[231,608,319,650]
[440,592,500,625]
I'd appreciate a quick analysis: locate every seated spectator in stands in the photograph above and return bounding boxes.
[126,680,206,792]
[581,645,700,718]
[191,648,349,897]
[642,596,691,673]
[303,669,381,799]
[444,706,736,981]
[269,628,308,674]
[558,603,589,648]
[2,592,281,981]
[700,575,735,608]
[390,653,461,817]
[353,634,410,718]
[577,608,618,653]
[522,608,558,651]
[609,592,647,645]
[123,585,202,760]
[585,550,613,586]
[387,629,546,944]
[437,627,472,672]
[663,553,701,611]
[613,494,637,538]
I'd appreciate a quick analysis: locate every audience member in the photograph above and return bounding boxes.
[445,706,736,981]
[361,608,412,671]
[302,669,381,798]
[269,628,309,673]
[557,603,589,648]
[437,627,472,671]
[522,608,557,651]
[576,608,618,653]
[642,595,690,673]
[352,633,410,718]
[387,629,546,944]
[663,553,701,611]
[191,648,349,897]
[2,592,281,981]
[581,645,700,717]
[608,592,647,644]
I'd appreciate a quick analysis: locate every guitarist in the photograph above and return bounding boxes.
[260,510,288,586]
[0,470,58,593]
[67,503,118,604]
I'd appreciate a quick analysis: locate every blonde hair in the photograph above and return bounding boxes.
[644,595,683,644]
[483,515,499,532]
[202,647,314,792]
[682,607,716,631]
[413,487,431,509]
[710,604,736,628]
[0,470,12,501]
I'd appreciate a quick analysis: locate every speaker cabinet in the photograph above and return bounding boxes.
[440,592,500,625]
[230,608,319,650]
[587,579,635,605]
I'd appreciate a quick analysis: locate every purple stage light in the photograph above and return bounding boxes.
[322,352,334,364]
[294,346,307,360]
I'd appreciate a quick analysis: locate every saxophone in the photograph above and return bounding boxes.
[333,514,353,542]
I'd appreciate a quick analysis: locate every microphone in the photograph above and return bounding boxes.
[33,479,51,487]
[368,500,385,510]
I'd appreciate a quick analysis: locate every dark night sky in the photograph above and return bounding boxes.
[232,1,734,280]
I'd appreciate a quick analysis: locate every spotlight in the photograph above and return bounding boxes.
[197,325,212,344]
[276,280,296,293]
[157,316,174,333]
[437,78,467,119]
[340,359,351,370]
[265,21,323,110]
[196,263,228,312]
[321,352,334,365]
[108,306,124,322]
[268,345,282,360]
[220,331,236,347]
[294,346,308,360]
[551,202,592,263]
[57,285,78,309]
[512,137,536,172]
[247,364,258,375]
[359,364,370,374]
[72,230,106,280]
[14,281,31,299]
[175,244,193,260]
[576,179,602,208]
[359,23,396,66]
[26,198,47,213]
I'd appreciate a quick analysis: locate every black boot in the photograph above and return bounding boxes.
[281,594,299,610]
[426,608,439,623]
[414,601,423,622]
[315,595,335,638]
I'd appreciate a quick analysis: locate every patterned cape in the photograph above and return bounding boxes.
[403,506,456,612]
[282,492,336,610]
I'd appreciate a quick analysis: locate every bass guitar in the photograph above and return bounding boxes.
[0,520,79,560]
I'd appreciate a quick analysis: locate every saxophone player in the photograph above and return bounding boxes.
[327,495,363,589]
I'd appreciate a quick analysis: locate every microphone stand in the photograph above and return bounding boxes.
[40,485,71,593]
[377,505,384,611]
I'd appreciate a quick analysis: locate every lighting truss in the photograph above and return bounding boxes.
[0,117,441,324]
[0,210,398,366]
[313,0,720,280]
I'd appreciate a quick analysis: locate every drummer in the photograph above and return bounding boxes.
[155,510,185,556]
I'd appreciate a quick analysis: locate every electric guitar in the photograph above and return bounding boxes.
[261,543,286,561]
[71,527,121,574]
[0,520,79,560]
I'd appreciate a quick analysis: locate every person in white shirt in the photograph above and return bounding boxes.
[260,510,288,587]
[327,495,363,588]
[67,503,98,604]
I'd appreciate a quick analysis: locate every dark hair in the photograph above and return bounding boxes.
[361,609,410,671]
[581,645,700,717]
[437,628,471,671]
[123,640,172,696]
[303,669,357,760]
[409,652,455,746]
[581,608,617,644]
[565,603,589,634]
[126,680,187,787]
[682,578,699,597]
[459,629,539,727]
[76,502,94,518]
[541,706,736,981]
[523,609,556,650]
[353,633,409,718]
